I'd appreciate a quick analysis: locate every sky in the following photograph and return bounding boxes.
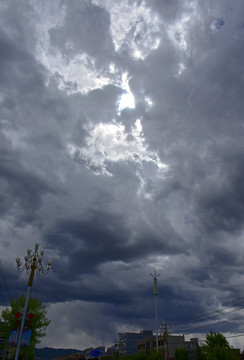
[1,0,244,351]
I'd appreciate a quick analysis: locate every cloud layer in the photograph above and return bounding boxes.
[1,0,244,350]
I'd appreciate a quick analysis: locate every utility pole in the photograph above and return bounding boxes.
[161,322,168,360]
[150,271,160,351]
[15,243,51,360]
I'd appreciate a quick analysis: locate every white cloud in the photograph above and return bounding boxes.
[92,0,162,60]
[25,0,162,101]
[69,118,166,170]
[26,1,119,94]
[145,96,154,108]
[28,0,162,97]
[68,119,167,198]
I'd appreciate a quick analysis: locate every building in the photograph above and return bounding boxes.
[137,334,198,360]
[106,343,119,357]
[119,330,153,355]
[184,338,198,360]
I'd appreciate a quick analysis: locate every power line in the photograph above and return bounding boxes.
[197,333,244,345]
[226,333,244,339]
[158,298,244,342]
[173,300,244,326]
[167,298,244,330]
[165,302,244,335]
[173,306,244,333]
[173,319,230,334]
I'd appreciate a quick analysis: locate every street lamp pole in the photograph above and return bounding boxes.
[14,243,51,360]
[150,271,160,351]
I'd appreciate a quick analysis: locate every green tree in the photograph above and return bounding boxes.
[175,348,190,360]
[195,344,205,360]
[116,351,163,360]
[148,351,165,360]
[205,331,229,351]
[207,344,238,360]
[195,331,239,360]
[133,351,148,360]
[1,294,51,360]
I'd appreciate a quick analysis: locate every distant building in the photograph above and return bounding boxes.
[81,346,105,359]
[119,330,153,355]
[0,319,8,360]
[53,354,86,360]
[54,346,106,360]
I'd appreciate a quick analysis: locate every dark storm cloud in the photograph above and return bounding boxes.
[0,155,59,224]
[44,205,186,284]
[0,30,69,226]
[192,143,244,234]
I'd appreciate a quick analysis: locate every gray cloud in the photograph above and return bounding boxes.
[49,0,115,65]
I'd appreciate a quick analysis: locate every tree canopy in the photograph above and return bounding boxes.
[1,294,51,360]
[195,331,239,360]
[205,331,229,351]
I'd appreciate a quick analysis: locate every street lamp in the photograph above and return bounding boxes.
[15,243,51,360]
[150,271,160,351]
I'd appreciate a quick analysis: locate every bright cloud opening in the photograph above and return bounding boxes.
[145,96,154,108]
[68,119,168,198]
[118,93,135,113]
[176,62,186,77]
[117,73,135,114]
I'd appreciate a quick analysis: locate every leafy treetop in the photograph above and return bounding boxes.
[1,294,50,360]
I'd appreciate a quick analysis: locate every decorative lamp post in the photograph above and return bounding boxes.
[150,270,160,351]
[15,243,51,360]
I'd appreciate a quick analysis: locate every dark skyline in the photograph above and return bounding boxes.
[1,0,244,350]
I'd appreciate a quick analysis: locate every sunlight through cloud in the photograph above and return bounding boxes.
[68,119,168,198]
[117,73,135,114]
